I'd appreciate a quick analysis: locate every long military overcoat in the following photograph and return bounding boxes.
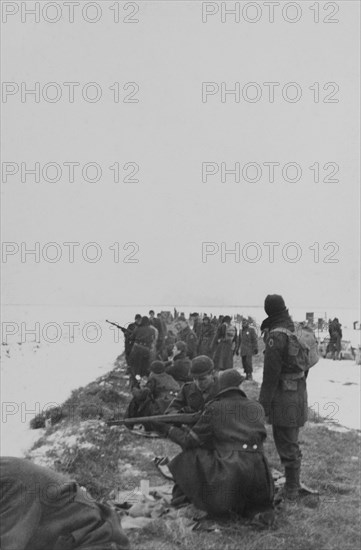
[167,389,274,516]
[259,316,308,427]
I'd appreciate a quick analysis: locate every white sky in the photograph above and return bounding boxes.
[1,1,360,309]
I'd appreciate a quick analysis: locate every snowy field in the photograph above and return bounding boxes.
[1,335,123,457]
[1,306,128,456]
[253,359,361,432]
[1,305,360,456]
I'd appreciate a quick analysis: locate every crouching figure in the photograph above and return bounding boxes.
[155,366,274,518]
[0,457,129,550]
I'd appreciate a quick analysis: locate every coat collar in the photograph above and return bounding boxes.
[213,387,247,399]
[261,309,294,332]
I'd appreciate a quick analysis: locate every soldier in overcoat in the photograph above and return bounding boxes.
[165,356,219,414]
[238,319,258,380]
[197,316,216,357]
[212,316,237,371]
[126,360,180,420]
[128,316,155,385]
[155,369,273,517]
[259,294,308,500]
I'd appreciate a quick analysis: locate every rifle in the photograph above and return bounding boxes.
[107,412,201,427]
[106,320,127,334]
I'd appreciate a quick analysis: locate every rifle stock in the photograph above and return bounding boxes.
[107,412,201,427]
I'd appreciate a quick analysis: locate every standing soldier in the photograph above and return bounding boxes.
[128,316,156,386]
[212,315,237,371]
[149,310,163,359]
[124,314,142,364]
[259,294,308,501]
[329,317,343,360]
[198,316,216,357]
[238,318,258,380]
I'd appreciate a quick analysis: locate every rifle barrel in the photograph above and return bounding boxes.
[107,412,200,427]
[106,320,126,332]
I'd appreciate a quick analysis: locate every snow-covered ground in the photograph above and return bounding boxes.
[253,357,361,432]
[1,323,124,456]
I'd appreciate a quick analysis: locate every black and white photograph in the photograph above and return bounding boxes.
[1,1,360,548]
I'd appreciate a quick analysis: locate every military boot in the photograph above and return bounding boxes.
[284,466,301,501]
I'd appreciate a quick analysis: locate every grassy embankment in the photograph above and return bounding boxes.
[28,353,361,550]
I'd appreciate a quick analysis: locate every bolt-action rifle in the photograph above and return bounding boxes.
[106,320,127,334]
[107,412,201,427]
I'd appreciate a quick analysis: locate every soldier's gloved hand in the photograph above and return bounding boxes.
[151,421,170,436]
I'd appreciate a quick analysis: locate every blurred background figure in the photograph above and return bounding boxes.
[237,318,258,380]
[212,315,237,371]
[328,317,343,360]
[128,316,155,387]
[198,316,216,357]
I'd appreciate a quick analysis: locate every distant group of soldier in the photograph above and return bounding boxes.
[123,309,259,388]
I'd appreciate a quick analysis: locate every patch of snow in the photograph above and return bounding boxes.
[1,324,122,456]
[253,357,360,431]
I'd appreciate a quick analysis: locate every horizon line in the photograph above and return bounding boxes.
[2,303,359,310]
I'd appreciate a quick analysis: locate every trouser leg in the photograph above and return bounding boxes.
[273,425,302,500]
[242,355,253,379]
[272,425,302,468]
[241,355,247,373]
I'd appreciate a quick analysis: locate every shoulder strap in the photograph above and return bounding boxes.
[269,327,293,337]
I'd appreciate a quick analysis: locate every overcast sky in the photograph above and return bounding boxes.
[2,1,360,310]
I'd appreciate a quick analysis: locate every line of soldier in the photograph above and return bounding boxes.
[123,309,259,388]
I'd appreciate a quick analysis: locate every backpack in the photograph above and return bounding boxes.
[270,323,319,371]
